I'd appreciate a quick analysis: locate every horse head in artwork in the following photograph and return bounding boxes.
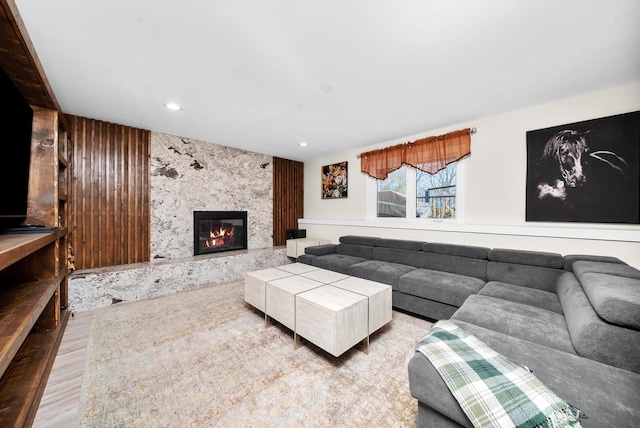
[536,129,628,201]
[542,130,588,188]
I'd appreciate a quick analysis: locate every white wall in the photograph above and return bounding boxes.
[301,81,640,268]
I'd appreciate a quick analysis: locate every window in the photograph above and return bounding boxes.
[372,160,463,220]
[377,166,407,218]
[416,163,457,219]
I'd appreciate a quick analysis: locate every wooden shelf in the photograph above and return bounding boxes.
[0,310,69,427]
[0,231,63,272]
[0,279,58,377]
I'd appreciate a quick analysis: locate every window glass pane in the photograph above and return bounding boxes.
[416,163,457,219]
[377,165,407,217]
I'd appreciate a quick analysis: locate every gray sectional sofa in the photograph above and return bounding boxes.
[297,235,640,427]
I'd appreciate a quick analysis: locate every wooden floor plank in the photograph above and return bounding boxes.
[32,312,90,428]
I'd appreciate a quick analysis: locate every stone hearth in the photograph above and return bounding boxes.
[69,247,288,312]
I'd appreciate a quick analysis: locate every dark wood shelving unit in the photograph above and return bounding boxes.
[0,0,73,426]
[0,231,71,427]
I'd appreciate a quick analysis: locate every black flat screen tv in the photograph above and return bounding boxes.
[0,66,33,230]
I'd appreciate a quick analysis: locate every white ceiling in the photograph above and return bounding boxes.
[14,0,640,162]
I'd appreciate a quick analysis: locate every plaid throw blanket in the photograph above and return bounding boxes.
[416,320,587,428]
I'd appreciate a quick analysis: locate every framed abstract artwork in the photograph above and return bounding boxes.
[525,111,640,223]
[322,161,348,199]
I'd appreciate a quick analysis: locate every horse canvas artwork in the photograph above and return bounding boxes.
[526,111,640,223]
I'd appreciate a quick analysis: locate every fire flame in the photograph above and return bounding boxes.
[205,225,235,248]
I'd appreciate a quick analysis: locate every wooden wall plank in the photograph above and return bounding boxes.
[273,157,304,246]
[67,115,150,270]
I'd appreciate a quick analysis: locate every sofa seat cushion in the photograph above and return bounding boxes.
[398,269,485,307]
[557,272,640,373]
[579,273,640,329]
[310,254,367,275]
[478,281,563,314]
[393,291,458,320]
[348,260,416,289]
[451,295,576,354]
[409,319,640,428]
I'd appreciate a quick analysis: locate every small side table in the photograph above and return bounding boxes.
[286,238,331,258]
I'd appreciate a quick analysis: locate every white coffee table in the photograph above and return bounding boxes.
[244,267,293,312]
[244,265,392,357]
[295,285,369,357]
[332,276,392,334]
[276,262,319,275]
[265,275,324,330]
[299,268,349,284]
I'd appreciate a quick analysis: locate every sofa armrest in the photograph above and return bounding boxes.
[304,243,337,256]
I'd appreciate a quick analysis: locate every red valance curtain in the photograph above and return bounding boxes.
[359,128,472,180]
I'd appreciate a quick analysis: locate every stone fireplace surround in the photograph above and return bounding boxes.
[193,210,248,256]
[69,132,289,312]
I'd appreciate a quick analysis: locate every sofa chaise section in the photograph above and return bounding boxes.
[409,319,640,428]
[411,255,640,427]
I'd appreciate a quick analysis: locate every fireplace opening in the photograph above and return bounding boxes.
[194,211,247,256]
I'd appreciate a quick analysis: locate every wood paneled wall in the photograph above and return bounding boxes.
[273,157,304,246]
[68,115,150,270]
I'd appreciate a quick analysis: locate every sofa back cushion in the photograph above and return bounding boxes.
[371,247,429,269]
[486,262,564,292]
[372,247,487,280]
[422,242,490,260]
[339,235,379,246]
[486,248,565,291]
[337,243,374,259]
[489,248,564,269]
[375,238,425,251]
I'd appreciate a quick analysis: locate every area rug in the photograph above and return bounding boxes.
[76,280,432,427]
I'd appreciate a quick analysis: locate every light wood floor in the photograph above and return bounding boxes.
[32,311,92,428]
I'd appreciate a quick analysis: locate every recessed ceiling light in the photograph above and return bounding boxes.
[319,83,334,93]
[299,142,308,147]
[164,102,182,111]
